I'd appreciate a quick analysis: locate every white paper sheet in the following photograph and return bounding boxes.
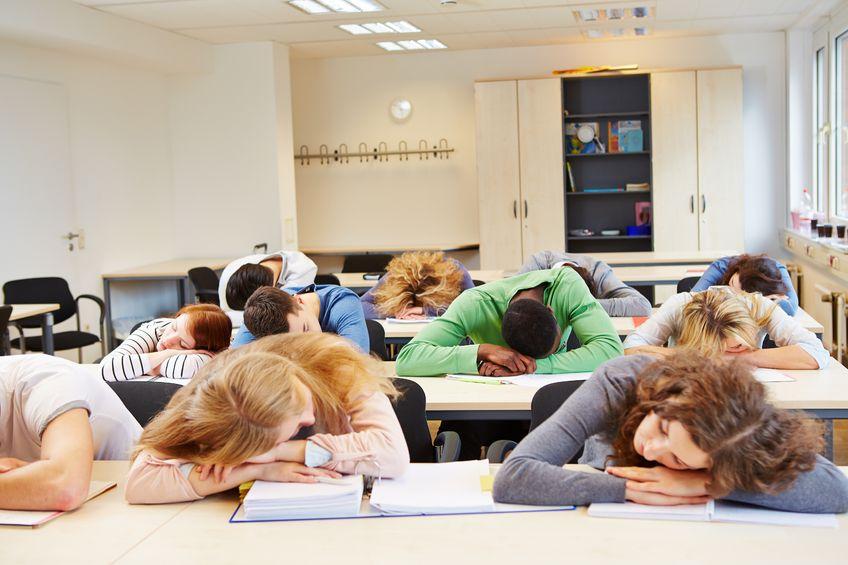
[446,372,592,388]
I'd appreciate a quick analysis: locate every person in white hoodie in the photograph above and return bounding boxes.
[218,250,317,326]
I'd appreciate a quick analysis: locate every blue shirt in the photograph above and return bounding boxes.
[231,285,369,352]
[691,256,798,316]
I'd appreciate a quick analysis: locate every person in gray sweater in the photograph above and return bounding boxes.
[493,353,848,512]
[518,251,652,317]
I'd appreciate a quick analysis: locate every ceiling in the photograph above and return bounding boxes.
[70,0,820,59]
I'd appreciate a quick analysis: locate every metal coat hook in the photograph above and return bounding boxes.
[299,145,310,165]
[358,142,368,162]
[377,141,388,162]
[439,138,450,160]
[398,140,408,161]
[336,143,349,163]
[319,144,329,165]
[418,139,429,160]
[294,139,454,164]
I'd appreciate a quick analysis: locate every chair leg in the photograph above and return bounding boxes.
[14,323,26,354]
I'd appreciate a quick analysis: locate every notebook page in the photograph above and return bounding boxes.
[588,500,712,522]
[752,369,795,383]
[446,373,592,388]
[714,501,837,528]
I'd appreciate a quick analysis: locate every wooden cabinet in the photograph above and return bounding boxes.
[652,68,744,252]
[475,78,564,270]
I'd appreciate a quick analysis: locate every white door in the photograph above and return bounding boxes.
[697,68,745,251]
[0,75,79,298]
[517,78,565,261]
[475,81,523,270]
[651,71,700,252]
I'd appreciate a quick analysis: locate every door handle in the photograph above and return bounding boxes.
[701,195,706,214]
[513,200,518,219]
[689,195,694,214]
[524,200,528,218]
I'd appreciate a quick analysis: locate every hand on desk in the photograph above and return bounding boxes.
[477,344,536,375]
[608,466,712,506]
[396,306,428,320]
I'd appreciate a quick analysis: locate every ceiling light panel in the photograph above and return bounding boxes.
[572,3,656,23]
[289,0,330,14]
[339,23,370,34]
[347,0,384,12]
[288,0,385,15]
[376,39,448,52]
[377,41,404,51]
[339,20,420,35]
[385,21,421,33]
[398,40,425,49]
[363,22,394,33]
[418,39,446,49]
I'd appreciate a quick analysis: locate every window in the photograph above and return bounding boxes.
[835,30,848,217]
[814,46,827,212]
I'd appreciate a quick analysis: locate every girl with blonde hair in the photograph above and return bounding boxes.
[125,333,409,504]
[360,251,474,320]
[623,287,828,369]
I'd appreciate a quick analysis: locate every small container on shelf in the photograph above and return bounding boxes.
[626,225,651,236]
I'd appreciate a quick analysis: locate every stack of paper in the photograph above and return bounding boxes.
[369,460,494,515]
[243,476,364,520]
[752,368,795,383]
[588,500,837,528]
[385,317,435,324]
[446,372,592,388]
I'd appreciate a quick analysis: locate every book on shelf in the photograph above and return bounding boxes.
[635,202,652,226]
[619,120,643,152]
[583,188,624,193]
[625,183,650,192]
[608,122,620,152]
[566,162,576,192]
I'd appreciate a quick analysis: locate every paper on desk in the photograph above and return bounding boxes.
[447,372,593,388]
[0,480,116,527]
[752,368,795,383]
[385,317,435,324]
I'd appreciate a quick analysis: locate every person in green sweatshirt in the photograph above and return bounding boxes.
[395,268,623,377]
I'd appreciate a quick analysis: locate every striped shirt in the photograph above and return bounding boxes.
[99,319,212,381]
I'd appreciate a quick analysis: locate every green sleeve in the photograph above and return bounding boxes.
[535,281,624,374]
[395,292,481,376]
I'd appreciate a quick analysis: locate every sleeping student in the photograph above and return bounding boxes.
[493,352,848,513]
[125,333,408,504]
[100,304,232,381]
[0,355,141,511]
[691,253,798,315]
[360,251,475,320]
[623,287,828,369]
[518,250,652,317]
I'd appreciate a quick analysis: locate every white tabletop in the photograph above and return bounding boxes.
[302,242,480,255]
[101,258,233,279]
[592,250,738,266]
[612,264,707,284]
[4,461,845,564]
[7,304,60,321]
[335,270,505,289]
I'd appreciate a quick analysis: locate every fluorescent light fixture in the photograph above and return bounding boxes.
[573,3,655,23]
[363,22,394,33]
[398,40,425,49]
[339,23,370,34]
[608,27,624,36]
[377,41,404,51]
[418,39,446,49]
[585,29,604,38]
[634,26,649,36]
[289,0,384,14]
[607,8,624,19]
[289,0,330,14]
[385,20,420,33]
[632,6,649,18]
[576,9,600,22]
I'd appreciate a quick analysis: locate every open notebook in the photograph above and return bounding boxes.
[588,500,837,528]
[230,461,574,523]
[0,481,116,527]
[447,372,592,388]
[385,317,435,324]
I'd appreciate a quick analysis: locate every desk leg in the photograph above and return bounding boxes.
[103,278,115,350]
[41,313,54,355]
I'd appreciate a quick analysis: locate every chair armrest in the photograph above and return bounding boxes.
[485,440,517,464]
[75,294,106,324]
[434,431,462,463]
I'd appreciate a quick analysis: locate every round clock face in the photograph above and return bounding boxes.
[390,98,412,122]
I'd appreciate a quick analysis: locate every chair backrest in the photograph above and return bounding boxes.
[188,267,220,292]
[530,380,586,431]
[0,305,11,355]
[342,254,393,273]
[129,319,153,335]
[315,274,341,286]
[365,319,388,361]
[390,378,435,463]
[676,276,701,294]
[3,277,76,327]
[106,381,183,426]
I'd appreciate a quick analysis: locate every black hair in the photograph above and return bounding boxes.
[562,265,597,297]
[501,298,561,358]
[226,264,274,310]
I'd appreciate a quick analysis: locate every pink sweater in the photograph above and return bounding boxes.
[125,392,409,504]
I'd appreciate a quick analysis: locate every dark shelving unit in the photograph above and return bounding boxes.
[562,74,653,253]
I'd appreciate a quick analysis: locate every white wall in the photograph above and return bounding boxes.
[292,32,787,255]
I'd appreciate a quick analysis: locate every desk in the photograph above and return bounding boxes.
[593,250,737,266]
[101,258,233,347]
[613,264,707,286]
[302,242,480,255]
[4,304,61,355]
[335,270,506,293]
[5,461,845,564]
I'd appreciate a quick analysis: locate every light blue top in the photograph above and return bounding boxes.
[230,285,369,352]
[691,256,798,316]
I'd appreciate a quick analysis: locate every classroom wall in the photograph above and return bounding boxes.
[291,32,787,256]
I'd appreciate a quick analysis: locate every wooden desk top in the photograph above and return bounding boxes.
[592,250,738,266]
[335,270,505,289]
[303,242,480,255]
[7,304,60,321]
[613,264,707,284]
[9,461,845,564]
[101,258,234,279]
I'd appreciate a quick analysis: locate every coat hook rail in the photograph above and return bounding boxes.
[295,139,455,164]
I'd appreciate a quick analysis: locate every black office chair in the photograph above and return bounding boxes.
[0,305,12,356]
[187,267,220,305]
[676,276,701,294]
[486,380,587,463]
[3,277,105,362]
[315,274,341,286]
[365,319,389,361]
[342,254,393,273]
[106,381,183,426]
[391,378,460,463]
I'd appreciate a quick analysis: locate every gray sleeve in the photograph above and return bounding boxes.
[517,251,557,274]
[493,356,653,506]
[723,455,848,513]
[592,261,653,317]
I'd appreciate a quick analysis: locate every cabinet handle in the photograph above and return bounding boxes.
[689,195,694,214]
[701,195,706,213]
[524,200,528,218]
[513,200,517,219]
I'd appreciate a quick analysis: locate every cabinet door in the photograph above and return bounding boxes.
[517,78,565,260]
[475,81,523,270]
[697,68,744,251]
[651,71,700,252]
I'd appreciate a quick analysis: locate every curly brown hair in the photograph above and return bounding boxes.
[719,254,788,296]
[372,251,465,317]
[609,351,823,497]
